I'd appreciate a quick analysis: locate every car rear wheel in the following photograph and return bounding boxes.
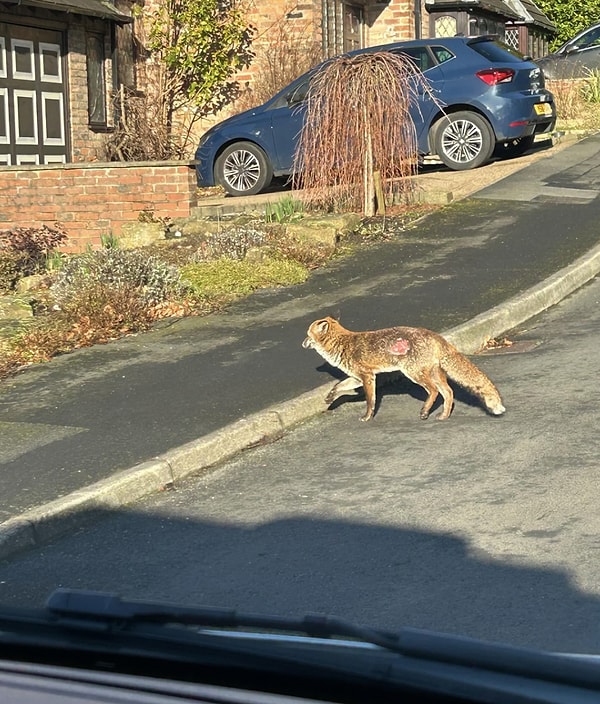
[432,112,495,170]
[493,135,536,160]
[215,142,273,196]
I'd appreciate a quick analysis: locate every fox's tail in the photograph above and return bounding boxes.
[441,348,505,415]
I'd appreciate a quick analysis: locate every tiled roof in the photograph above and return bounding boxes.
[504,0,557,31]
[425,0,525,23]
[5,0,131,23]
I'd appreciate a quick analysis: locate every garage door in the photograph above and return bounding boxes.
[0,22,68,166]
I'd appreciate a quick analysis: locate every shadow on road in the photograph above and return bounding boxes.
[0,508,598,654]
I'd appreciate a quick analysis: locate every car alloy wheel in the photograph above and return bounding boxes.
[215,141,273,196]
[433,111,495,170]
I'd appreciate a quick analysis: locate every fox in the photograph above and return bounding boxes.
[302,316,505,422]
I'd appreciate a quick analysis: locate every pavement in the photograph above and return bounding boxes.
[1,132,600,561]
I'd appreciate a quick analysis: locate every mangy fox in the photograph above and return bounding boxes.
[302,316,505,422]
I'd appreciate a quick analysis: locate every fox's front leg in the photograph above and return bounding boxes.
[325,373,376,421]
[325,376,362,404]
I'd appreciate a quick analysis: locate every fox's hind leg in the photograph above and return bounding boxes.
[413,367,454,420]
[431,366,454,420]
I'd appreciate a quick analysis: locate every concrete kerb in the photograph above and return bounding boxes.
[1,243,600,561]
[445,240,600,353]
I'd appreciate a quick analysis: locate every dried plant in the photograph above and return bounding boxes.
[234,12,321,112]
[106,0,254,161]
[0,224,68,290]
[294,51,439,215]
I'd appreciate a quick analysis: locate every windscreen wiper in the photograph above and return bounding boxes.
[44,588,600,693]
[46,588,400,647]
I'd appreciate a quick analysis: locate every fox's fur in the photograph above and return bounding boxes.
[302,316,505,422]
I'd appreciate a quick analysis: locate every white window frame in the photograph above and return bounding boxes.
[11,39,36,80]
[41,92,65,145]
[0,37,6,79]
[0,154,11,166]
[0,88,9,144]
[44,154,66,164]
[14,89,38,144]
[16,154,39,165]
[39,42,62,83]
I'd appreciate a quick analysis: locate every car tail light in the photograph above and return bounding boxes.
[476,68,515,85]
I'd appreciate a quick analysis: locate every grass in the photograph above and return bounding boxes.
[181,256,309,301]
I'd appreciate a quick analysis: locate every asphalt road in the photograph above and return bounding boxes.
[0,275,599,655]
[1,134,600,531]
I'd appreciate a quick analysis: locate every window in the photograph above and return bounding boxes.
[0,25,67,165]
[41,92,65,145]
[0,88,8,144]
[343,4,363,52]
[431,46,455,64]
[434,16,457,38]
[572,25,600,50]
[86,33,107,126]
[392,47,436,72]
[288,78,311,105]
[0,37,6,78]
[14,89,37,144]
[40,43,62,83]
[11,39,35,80]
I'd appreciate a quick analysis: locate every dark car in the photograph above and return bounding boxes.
[536,22,600,80]
[195,35,556,197]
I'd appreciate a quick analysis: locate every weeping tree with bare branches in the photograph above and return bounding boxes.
[294,52,438,216]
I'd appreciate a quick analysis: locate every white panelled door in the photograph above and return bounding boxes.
[0,22,67,166]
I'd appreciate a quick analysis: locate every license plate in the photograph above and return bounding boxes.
[534,103,553,116]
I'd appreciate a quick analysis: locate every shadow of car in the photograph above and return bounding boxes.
[536,23,600,80]
[195,35,556,197]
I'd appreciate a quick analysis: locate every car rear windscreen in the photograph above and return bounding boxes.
[468,39,525,62]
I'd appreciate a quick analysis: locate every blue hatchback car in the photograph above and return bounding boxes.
[195,35,556,196]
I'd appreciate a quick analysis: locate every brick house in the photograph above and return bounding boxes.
[0,0,202,251]
[239,0,555,98]
[0,0,554,248]
[0,0,555,168]
[1,0,134,166]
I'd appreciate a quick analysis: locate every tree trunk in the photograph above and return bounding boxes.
[363,113,375,217]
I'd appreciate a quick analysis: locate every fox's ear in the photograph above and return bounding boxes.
[315,319,330,335]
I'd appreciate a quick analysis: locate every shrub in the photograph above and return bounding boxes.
[51,248,187,308]
[194,225,268,261]
[0,250,21,292]
[0,224,68,291]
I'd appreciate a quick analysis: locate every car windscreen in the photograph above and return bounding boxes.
[468,38,526,62]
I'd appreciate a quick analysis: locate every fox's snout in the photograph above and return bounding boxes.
[302,336,314,349]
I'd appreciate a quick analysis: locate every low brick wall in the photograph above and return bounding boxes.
[0,161,199,252]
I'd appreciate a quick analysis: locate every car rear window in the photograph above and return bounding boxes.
[468,38,525,62]
[390,47,437,71]
[431,46,454,64]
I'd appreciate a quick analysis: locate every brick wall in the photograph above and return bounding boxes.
[0,162,199,252]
